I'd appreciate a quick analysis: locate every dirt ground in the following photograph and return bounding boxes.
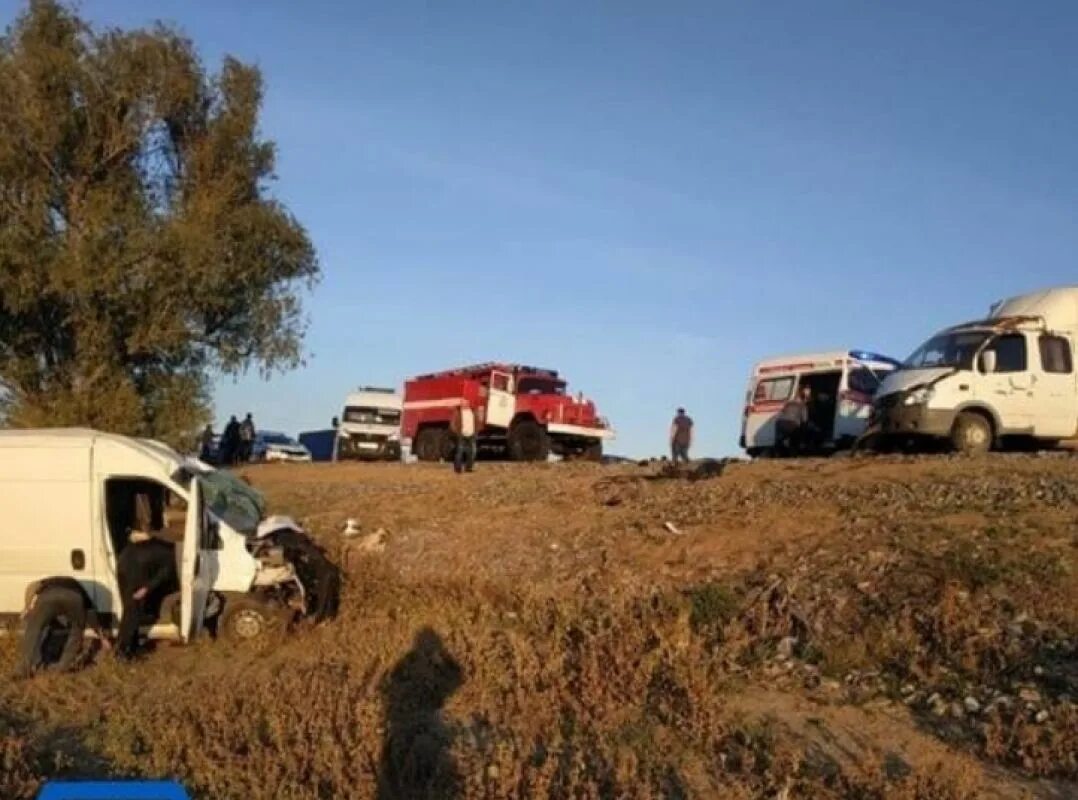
[2,455,1077,799]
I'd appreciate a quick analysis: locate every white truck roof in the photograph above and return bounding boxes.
[989,286,1078,332]
[344,388,402,409]
[0,427,186,473]
[752,350,899,375]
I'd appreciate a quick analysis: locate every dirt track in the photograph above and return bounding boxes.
[2,456,1076,798]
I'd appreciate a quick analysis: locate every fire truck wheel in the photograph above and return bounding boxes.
[508,420,550,461]
[414,427,446,462]
[583,441,603,461]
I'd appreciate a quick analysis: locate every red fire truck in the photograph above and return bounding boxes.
[402,363,614,462]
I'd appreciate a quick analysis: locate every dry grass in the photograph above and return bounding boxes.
[1,456,1076,798]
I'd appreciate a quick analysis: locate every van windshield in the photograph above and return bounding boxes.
[174,465,265,533]
[343,406,401,426]
[904,331,990,370]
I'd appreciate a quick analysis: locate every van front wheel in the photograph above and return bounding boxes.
[219,598,282,643]
[17,588,86,677]
[951,412,993,455]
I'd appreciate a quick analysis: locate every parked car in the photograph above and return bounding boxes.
[251,431,313,463]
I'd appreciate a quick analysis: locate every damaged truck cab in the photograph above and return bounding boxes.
[0,429,338,676]
[875,287,1078,454]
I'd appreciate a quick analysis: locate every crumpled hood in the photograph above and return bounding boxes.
[878,367,956,398]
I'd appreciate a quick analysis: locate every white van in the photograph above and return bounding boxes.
[334,387,402,461]
[740,350,900,457]
[875,287,1078,453]
[0,429,338,675]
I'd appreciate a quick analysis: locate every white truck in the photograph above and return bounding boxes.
[740,349,900,457]
[875,286,1078,453]
[0,429,338,675]
[334,387,403,461]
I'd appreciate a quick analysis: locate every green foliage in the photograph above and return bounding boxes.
[0,1,318,447]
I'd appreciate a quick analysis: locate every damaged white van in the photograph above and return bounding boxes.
[0,429,339,675]
[875,287,1078,453]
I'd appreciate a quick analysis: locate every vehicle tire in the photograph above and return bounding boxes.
[414,427,446,462]
[17,588,86,677]
[583,441,603,462]
[951,412,993,455]
[219,597,283,643]
[508,419,550,462]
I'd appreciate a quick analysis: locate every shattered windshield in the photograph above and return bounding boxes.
[175,465,265,533]
[904,331,990,370]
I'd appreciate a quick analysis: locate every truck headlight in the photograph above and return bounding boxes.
[903,387,932,406]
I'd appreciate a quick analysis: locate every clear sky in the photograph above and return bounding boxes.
[13,1,1078,456]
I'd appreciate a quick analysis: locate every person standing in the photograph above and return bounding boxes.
[221,415,241,466]
[450,399,477,474]
[239,413,256,463]
[198,424,215,463]
[775,386,812,456]
[670,408,694,465]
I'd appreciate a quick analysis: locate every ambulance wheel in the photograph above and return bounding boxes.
[17,588,86,677]
[508,420,550,461]
[219,598,280,643]
[414,427,446,462]
[951,411,993,455]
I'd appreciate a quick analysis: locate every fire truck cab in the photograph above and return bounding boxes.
[740,350,899,457]
[403,363,614,462]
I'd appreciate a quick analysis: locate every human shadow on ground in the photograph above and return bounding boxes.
[377,627,464,800]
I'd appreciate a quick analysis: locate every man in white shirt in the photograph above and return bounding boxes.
[450,398,478,473]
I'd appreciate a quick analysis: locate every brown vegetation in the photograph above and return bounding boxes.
[1,455,1076,798]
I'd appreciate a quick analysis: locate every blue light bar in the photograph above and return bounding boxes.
[849,350,901,367]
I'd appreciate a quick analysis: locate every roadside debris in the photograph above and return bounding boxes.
[663,521,684,536]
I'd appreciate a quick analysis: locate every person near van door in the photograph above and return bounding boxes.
[450,399,477,474]
[670,408,694,465]
[775,386,813,455]
[198,424,215,463]
[115,496,181,660]
[239,413,256,462]
[221,415,241,466]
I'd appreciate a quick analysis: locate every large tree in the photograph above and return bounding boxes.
[0,0,318,446]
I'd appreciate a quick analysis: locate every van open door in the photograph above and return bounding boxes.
[180,478,211,642]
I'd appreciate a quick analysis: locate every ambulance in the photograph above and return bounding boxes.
[740,350,900,457]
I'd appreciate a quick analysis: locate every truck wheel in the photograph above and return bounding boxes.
[219,598,282,643]
[508,420,550,461]
[17,588,86,677]
[951,412,993,455]
[583,441,603,462]
[414,428,446,462]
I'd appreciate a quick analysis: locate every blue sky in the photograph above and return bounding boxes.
[13,1,1078,456]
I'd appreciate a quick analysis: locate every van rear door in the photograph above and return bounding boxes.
[180,478,210,642]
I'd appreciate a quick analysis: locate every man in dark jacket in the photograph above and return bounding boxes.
[115,499,180,660]
[239,413,256,462]
[221,415,241,466]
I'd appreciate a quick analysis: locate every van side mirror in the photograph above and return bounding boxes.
[331,417,339,429]
[980,350,997,374]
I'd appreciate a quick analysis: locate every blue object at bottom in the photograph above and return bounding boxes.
[37,781,190,800]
